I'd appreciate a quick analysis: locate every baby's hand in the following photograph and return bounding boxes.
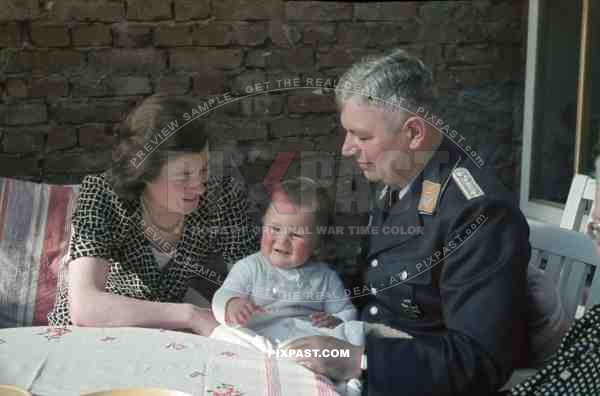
[225,297,265,327]
[310,312,342,328]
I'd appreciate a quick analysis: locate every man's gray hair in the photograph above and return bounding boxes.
[335,49,436,115]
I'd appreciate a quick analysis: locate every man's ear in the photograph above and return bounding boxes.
[403,116,428,150]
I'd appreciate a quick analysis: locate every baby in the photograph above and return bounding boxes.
[211,178,363,394]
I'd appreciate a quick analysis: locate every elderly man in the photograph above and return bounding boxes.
[285,49,531,396]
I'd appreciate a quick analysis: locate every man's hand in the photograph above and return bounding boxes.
[282,336,364,381]
[310,312,343,328]
[225,297,265,326]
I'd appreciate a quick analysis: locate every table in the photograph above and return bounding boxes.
[0,327,339,396]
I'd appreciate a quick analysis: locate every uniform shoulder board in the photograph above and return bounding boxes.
[452,167,484,200]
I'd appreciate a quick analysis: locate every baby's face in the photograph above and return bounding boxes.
[261,205,316,269]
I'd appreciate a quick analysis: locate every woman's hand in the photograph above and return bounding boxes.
[310,312,342,328]
[186,305,219,336]
[225,297,265,326]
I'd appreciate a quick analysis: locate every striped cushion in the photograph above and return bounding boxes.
[0,177,79,327]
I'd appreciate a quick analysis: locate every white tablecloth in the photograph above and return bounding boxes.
[0,326,339,396]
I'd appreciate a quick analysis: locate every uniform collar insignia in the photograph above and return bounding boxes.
[417,138,463,215]
[452,167,485,200]
[417,180,441,215]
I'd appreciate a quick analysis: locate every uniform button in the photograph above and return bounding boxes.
[369,306,379,315]
[400,271,408,281]
[370,259,379,268]
[371,287,377,295]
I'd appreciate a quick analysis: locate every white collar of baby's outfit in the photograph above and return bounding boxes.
[273,266,303,281]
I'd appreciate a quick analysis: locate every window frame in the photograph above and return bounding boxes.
[520,0,593,224]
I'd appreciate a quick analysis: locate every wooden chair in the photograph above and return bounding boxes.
[503,219,600,390]
[556,174,597,319]
[528,219,600,321]
[560,174,596,232]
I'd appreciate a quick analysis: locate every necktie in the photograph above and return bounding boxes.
[382,186,399,222]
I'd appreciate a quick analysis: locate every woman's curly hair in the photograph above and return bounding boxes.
[107,95,210,201]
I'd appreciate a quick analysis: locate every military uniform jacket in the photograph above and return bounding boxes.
[361,138,531,396]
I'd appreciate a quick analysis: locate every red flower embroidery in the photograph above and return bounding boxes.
[38,327,71,340]
[207,383,244,396]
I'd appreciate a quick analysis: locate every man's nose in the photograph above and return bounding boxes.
[341,133,357,158]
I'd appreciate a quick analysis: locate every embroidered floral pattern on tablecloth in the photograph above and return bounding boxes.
[0,327,337,396]
[207,383,244,396]
[189,370,206,378]
[165,342,186,350]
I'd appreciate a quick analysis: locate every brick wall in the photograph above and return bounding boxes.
[0,0,527,275]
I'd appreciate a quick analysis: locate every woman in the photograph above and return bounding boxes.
[508,157,600,396]
[47,96,259,335]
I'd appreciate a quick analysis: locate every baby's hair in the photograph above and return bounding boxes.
[277,177,332,229]
[268,177,334,259]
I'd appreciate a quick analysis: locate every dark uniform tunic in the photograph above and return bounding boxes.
[361,137,530,396]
